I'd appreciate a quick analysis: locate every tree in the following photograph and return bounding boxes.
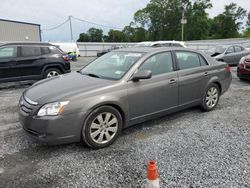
[103,30,126,42]
[123,25,149,42]
[77,33,90,42]
[77,28,103,42]
[185,0,212,40]
[209,3,247,38]
[133,0,212,41]
[87,27,103,42]
[243,12,250,37]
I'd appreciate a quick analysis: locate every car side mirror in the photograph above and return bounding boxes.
[225,51,232,55]
[131,70,152,81]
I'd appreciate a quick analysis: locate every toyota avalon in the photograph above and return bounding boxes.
[19,47,232,148]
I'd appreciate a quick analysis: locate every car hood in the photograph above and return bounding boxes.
[24,72,114,104]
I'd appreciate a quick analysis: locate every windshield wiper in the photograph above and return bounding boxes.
[80,71,101,78]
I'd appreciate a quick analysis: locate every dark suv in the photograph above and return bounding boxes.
[0,42,71,82]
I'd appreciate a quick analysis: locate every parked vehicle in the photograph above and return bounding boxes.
[205,45,250,65]
[237,54,250,80]
[134,41,187,48]
[51,42,80,61]
[19,47,232,148]
[0,42,70,82]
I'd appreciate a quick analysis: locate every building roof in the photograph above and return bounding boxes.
[0,18,40,26]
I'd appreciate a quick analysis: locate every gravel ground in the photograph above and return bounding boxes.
[0,58,249,188]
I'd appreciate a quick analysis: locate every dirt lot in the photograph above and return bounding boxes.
[0,58,249,188]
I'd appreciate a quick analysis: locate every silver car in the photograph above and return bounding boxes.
[206,45,250,65]
[19,47,232,148]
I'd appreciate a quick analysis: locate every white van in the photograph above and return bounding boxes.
[51,42,80,57]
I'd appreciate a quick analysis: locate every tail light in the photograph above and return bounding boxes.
[62,55,69,61]
[225,64,231,73]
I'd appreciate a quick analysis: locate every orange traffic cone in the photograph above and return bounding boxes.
[145,160,160,188]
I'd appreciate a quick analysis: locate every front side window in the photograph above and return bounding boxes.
[0,46,17,59]
[80,52,143,80]
[21,46,41,57]
[138,52,173,76]
[226,47,234,54]
[175,51,201,70]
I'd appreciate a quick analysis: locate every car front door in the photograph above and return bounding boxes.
[174,51,208,106]
[17,46,44,78]
[127,51,178,121]
[0,45,20,81]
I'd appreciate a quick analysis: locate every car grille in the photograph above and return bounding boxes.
[19,95,37,115]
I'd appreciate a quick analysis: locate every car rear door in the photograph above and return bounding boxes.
[127,51,178,121]
[0,45,20,81]
[234,46,249,64]
[17,46,45,78]
[223,46,237,64]
[174,51,209,106]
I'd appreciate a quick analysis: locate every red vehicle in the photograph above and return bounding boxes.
[237,54,250,80]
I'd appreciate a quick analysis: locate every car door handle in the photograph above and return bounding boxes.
[204,72,208,76]
[169,79,177,84]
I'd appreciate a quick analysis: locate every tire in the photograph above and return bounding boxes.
[43,68,61,79]
[82,106,123,149]
[201,83,220,112]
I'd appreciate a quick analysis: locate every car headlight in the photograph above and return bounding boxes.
[37,101,69,117]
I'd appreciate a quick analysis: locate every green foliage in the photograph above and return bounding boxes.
[77,1,248,42]
[77,33,90,42]
[77,27,103,42]
[243,28,250,37]
[209,3,247,39]
[87,28,103,42]
[103,30,126,42]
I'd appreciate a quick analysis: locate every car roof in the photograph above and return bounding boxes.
[115,47,197,53]
[0,42,55,47]
[136,41,186,46]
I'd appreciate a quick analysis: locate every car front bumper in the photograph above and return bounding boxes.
[19,109,87,145]
[237,66,250,80]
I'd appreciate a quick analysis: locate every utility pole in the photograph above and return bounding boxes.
[69,16,73,42]
[181,6,187,41]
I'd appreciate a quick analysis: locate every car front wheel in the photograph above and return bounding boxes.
[82,106,122,149]
[201,84,220,111]
[44,68,61,79]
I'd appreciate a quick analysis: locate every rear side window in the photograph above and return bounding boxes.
[175,51,201,70]
[139,52,173,76]
[41,47,51,54]
[21,46,41,57]
[234,46,243,52]
[0,46,17,58]
[199,55,208,66]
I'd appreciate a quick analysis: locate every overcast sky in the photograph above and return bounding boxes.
[1,0,250,42]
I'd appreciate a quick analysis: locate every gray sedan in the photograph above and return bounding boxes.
[19,47,232,148]
[205,45,250,65]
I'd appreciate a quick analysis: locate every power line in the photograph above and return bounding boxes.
[42,18,69,31]
[72,16,123,30]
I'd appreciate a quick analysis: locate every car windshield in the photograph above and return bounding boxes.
[80,52,143,80]
[208,46,227,54]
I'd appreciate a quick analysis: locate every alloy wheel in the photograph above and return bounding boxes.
[47,71,59,78]
[90,112,118,144]
[205,87,219,108]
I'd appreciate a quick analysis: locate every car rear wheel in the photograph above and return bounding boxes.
[44,68,61,79]
[82,106,122,149]
[201,84,220,111]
